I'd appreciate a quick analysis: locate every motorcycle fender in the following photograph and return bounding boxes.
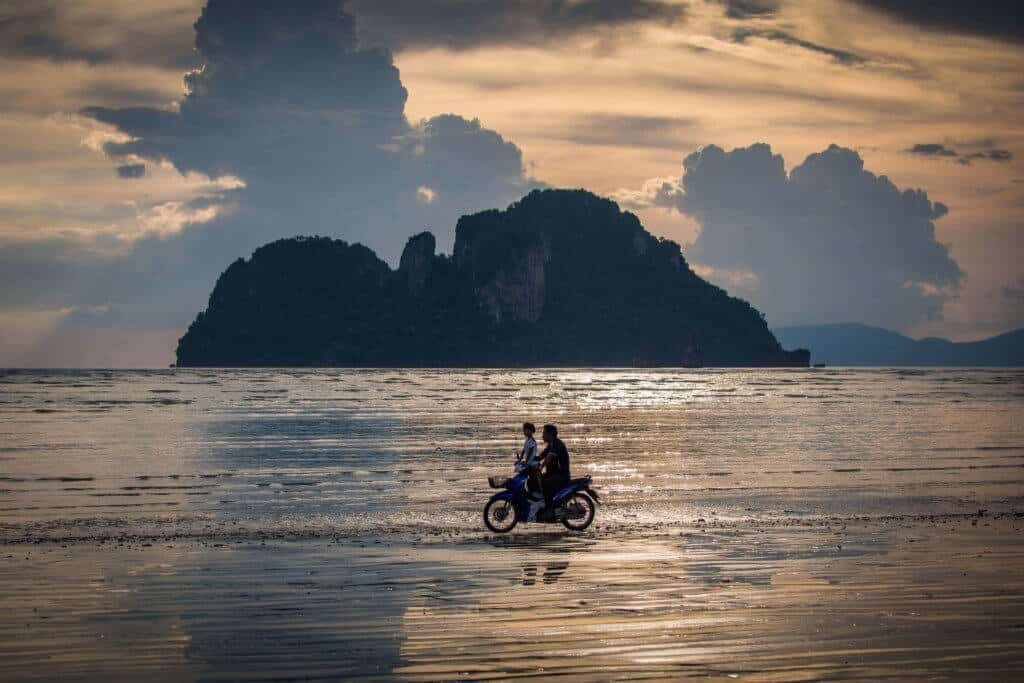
[553,483,592,507]
[488,490,516,505]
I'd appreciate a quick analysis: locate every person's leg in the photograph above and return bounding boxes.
[526,475,544,521]
[548,476,571,506]
[530,471,544,499]
[542,476,562,507]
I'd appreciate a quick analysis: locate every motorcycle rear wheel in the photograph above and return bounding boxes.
[484,498,518,533]
[561,493,596,531]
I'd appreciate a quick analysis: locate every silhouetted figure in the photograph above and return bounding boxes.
[175,190,810,368]
[539,423,570,507]
[517,421,544,521]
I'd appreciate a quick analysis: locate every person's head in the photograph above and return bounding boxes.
[522,422,535,438]
[541,423,557,443]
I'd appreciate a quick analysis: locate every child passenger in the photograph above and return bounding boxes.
[519,421,538,466]
[518,422,545,520]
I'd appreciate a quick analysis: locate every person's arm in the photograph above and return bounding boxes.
[558,443,570,476]
[538,445,553,469]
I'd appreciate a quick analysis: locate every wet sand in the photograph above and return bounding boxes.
[2,513,1022,681]
[2,367,1023,679]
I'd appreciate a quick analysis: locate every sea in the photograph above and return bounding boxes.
[1,367,1022,680]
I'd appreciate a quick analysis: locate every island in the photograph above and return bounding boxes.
[176,189,809,367]
[773,323,1024,366]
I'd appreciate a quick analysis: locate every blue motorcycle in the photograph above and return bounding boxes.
[483,461,599,533]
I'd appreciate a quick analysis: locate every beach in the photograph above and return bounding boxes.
[1,368,1022,680]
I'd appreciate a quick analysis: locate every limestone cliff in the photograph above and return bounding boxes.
[398,231,435,295]
[176,189,809,367]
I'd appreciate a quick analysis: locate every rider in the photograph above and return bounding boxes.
[518,423,543,495]
[517,422,545,520]
[538,423,571,509]
[518,422,538,466]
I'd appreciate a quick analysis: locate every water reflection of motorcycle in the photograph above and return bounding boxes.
[483,460,599,533]
[522,561,569,585]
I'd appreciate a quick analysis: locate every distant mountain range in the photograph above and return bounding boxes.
[176,189,808,367]
[772,323,1024,366]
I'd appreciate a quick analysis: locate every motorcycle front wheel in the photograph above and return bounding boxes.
[484,498,518,533]
[561,493,596,531]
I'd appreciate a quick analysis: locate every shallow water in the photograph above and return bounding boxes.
[1,368,1023,679]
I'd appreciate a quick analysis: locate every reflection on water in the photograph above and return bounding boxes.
[395,523,1024,681]
[521,561,570,585]
[1,368,1023,679]
[1,514,1023,679]
[2,367,1023,539]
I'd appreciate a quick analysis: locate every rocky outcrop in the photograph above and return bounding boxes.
[473,245,547,324]
[176,189,810,367]
[398,231,435,295]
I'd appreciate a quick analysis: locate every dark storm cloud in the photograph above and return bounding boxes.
[711,0,781,19]
[412,114,534,200]
[851,0,1024,43]
[732,28,866,65]
[115,163,146,179]
[0,1,197,67]
[906,143,1013,165]
[347,0,686,50]
[79,0,536,254]
[676,143,962,328]
[1,0,538,335]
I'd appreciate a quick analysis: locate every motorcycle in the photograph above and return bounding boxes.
[483,460,599,533]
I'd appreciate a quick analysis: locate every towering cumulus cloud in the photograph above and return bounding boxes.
[84,0,534,263]
[0,0,539,364]
[678,144,962,329]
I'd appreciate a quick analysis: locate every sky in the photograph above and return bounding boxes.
[0,0,1021,367]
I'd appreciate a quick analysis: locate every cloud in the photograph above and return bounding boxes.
[137,200,222,236]
[851,1,1023,43]
[906,142,1014,165]
[906,143,957,158]
[347,0,686,51]
[711,0,781,19]
[556,114,699,149]
[1004,281,1024,303]
[624,143,963,329]
[80,3,535,241]
[996,280,1024,333]
[409,114,532,203]
[77,0,539,242]
[116,163,145,178]
[731,28,866,65]
[416,186,436,204]
[0,0,540,363]
[964,149,1013,163]
[610,175,684,210]
[0,0,199,67]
